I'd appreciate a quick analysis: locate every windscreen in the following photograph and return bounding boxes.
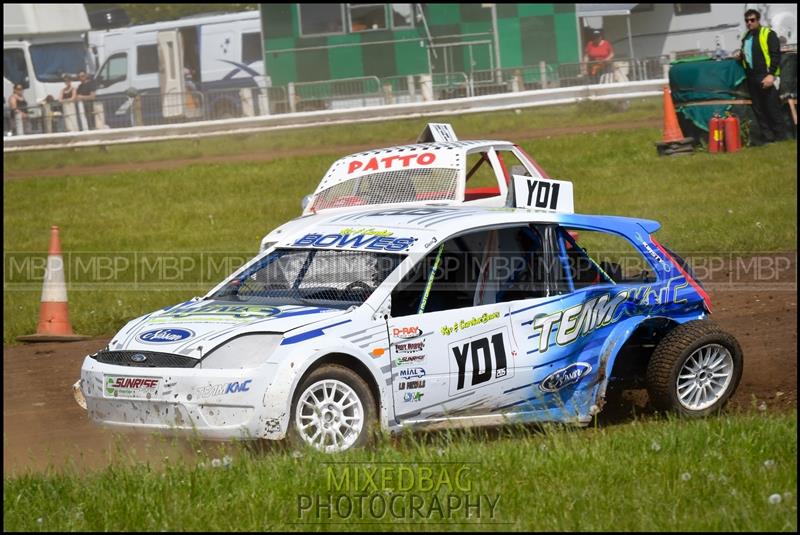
[209,248,405,308]
[310,168,459,211]
[30,42,90,82]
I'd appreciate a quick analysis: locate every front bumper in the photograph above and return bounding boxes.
[79,356,285,440]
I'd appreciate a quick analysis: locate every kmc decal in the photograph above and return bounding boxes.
[196,379,253,398]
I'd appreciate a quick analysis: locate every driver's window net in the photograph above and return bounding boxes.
[311,168,459,210]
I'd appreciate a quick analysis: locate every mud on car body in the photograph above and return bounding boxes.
[77,185,743,452]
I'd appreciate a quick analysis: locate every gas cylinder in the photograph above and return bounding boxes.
[723,113,741,153]
[708,115,724,153]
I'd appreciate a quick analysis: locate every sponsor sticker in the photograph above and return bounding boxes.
[293,233,416,252]
[155,303,281,322]
[539,363,592,393]
[136,328,194,344]
[403,391,425,402]
[347,152,436,174]
[395,355,425,366]
[195,379,253,398]
[392,326,421,339]
[395,340,425,353]
[399,367,426,380]
[398,379,426,391]
[105,376,160,399]
[440,312,500,336]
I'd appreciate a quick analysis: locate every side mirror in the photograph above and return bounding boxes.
[300,194,312,211]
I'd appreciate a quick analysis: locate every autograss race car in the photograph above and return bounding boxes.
[76,128,743,453]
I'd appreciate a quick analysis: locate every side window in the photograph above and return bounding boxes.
[497,149,531,178]
[391,226,546,317]
[4,49,29,86]
[465,151,500,190]
[242,32,262,64]
[99,53,127,84]
[557,227,656,291]
[136,45,158,75]
[298,4,345,36]
[391,4,414,28]
[349,4,387,32]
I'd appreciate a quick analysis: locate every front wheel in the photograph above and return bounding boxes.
[646,320,743,416]
[288,364,377,453]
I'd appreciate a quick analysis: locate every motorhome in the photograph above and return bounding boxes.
[3,4,92,115]
[88,9,270,127]
[578,4,797,60]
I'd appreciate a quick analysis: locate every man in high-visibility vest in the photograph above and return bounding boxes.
[737,9,787,143]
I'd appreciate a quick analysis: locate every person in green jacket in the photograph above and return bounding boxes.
[737,9,787,143]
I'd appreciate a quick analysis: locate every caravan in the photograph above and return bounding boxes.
[88,9,270,127]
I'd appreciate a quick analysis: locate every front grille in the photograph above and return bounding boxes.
[91,350,198,368]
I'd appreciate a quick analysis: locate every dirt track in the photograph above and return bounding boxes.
[4,264,796,474]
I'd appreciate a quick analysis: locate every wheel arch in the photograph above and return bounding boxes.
[293,352,384,417]
[593,315,683,405]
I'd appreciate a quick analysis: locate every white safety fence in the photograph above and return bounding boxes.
[3,79,666,152]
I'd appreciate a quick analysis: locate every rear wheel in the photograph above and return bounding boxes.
[646,320,743,416]
[288,364,377,453]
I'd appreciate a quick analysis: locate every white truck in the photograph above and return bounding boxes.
[87,9,270,127]
[3,3,93,133]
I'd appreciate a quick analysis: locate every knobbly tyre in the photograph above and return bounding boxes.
[76,128,743,453]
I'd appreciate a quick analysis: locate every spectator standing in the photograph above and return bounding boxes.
[583,30,615,83]
[59,74,76,101]
[76,71,98,130]
[739,9,787,143]
[8,83,29,135]
[60,74,79,132]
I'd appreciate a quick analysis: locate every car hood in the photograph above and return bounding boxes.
[107,300,349,356]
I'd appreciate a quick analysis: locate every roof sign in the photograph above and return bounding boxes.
[511,175,574,213]
[416,123,458,143]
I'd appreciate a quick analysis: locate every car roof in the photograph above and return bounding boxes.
[313,139,516,194]
[278,205,661,254]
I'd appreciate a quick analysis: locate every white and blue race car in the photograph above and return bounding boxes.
[77,130,743,453]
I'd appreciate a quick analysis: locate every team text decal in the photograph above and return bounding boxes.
[532,290,629,353]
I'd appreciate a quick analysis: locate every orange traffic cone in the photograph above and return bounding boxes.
[655,85,694,156]
[18,226,89,342]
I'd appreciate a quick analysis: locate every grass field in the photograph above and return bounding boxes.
[3,99,661,173]
[3,101,796,344]
[3,411,796,531]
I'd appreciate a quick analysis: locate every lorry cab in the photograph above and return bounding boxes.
[3,4,93,123]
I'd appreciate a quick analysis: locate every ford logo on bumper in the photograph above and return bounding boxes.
[136,328,194,344]
[130,353,147,363]
[539,362,592,393]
